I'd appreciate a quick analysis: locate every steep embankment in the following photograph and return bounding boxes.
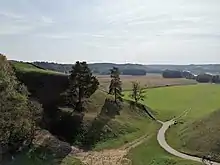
[11,61,68,106]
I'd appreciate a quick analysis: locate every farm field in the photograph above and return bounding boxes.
[125,84,220,164]
[137,84,220,121]
[97,74,197,91]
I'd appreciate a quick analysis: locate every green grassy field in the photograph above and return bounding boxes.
[125,84,220,121]
[125,84,220,164]
[11,61,64,74]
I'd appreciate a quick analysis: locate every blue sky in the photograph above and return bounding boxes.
[0,0,220,64]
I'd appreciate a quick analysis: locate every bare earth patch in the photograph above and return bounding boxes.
[74,134,151,165]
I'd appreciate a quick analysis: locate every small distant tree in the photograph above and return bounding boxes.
[109,67,123,103]
[66,61,99,112]
[130,81,146,104]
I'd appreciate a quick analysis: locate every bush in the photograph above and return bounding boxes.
[0,54,42,157]
[162,70,183,78]
[211,75,220,83]
[196,74,212,83]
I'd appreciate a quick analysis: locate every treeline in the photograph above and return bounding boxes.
[33,61,148,75]
[162,70,196,79]
[196,74,220,83]
[162,69,220,83]
[162,70,183,78]
[32,61,220,75]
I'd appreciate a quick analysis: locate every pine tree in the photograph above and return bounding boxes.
[109,67,123,103]
[66,61,99,112]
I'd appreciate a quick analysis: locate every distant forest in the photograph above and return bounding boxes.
[33,61,220,75]
[33,62,151,75]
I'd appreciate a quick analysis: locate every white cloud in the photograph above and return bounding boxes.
[41,16,54,24]
[37,33,72,39]
[0,23,35,35]
[0,10,55,36]
[0,10,24,20]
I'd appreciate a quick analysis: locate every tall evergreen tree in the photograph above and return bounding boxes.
[109,67,123,103]
[66,61,99,112]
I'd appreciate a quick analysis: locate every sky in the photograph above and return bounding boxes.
[0,0,220,64]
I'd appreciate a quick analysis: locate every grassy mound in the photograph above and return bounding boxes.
[11,61,68,105]
[55,90,157,150]
[11,61,63,74]
[168,109,220,162]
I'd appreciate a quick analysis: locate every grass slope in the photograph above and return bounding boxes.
[11,61,63,74]
[127,133,201,165]
[74,90,157,150]
[11,61,68,105]
[168,109,220,162]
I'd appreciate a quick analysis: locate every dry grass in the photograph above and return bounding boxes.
[97,74,197,91]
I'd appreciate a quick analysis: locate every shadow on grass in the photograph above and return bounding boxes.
[125,99,157,121]
[82,98,122,150]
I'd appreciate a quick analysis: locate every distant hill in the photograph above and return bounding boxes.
[33,62,150,75]
[32,61,220,75]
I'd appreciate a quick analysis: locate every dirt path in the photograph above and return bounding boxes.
[157,119,220,165]
[74,134,151,165]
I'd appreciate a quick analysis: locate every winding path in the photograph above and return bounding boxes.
[157,120,220,165]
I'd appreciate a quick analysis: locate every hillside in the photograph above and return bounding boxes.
[32,61,220,75]
[8,61,160,165]
[169,109,220,162]
[33,62,149,75]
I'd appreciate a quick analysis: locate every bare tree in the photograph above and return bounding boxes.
[130,81,146,104]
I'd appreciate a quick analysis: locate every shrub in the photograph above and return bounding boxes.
[0,54,42,156]
[162,70,183,78]
[196,74,212,83]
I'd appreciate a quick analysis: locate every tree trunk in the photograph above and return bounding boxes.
[135,97,138,104]
[77,88,83,112]
[114,88,117,103]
